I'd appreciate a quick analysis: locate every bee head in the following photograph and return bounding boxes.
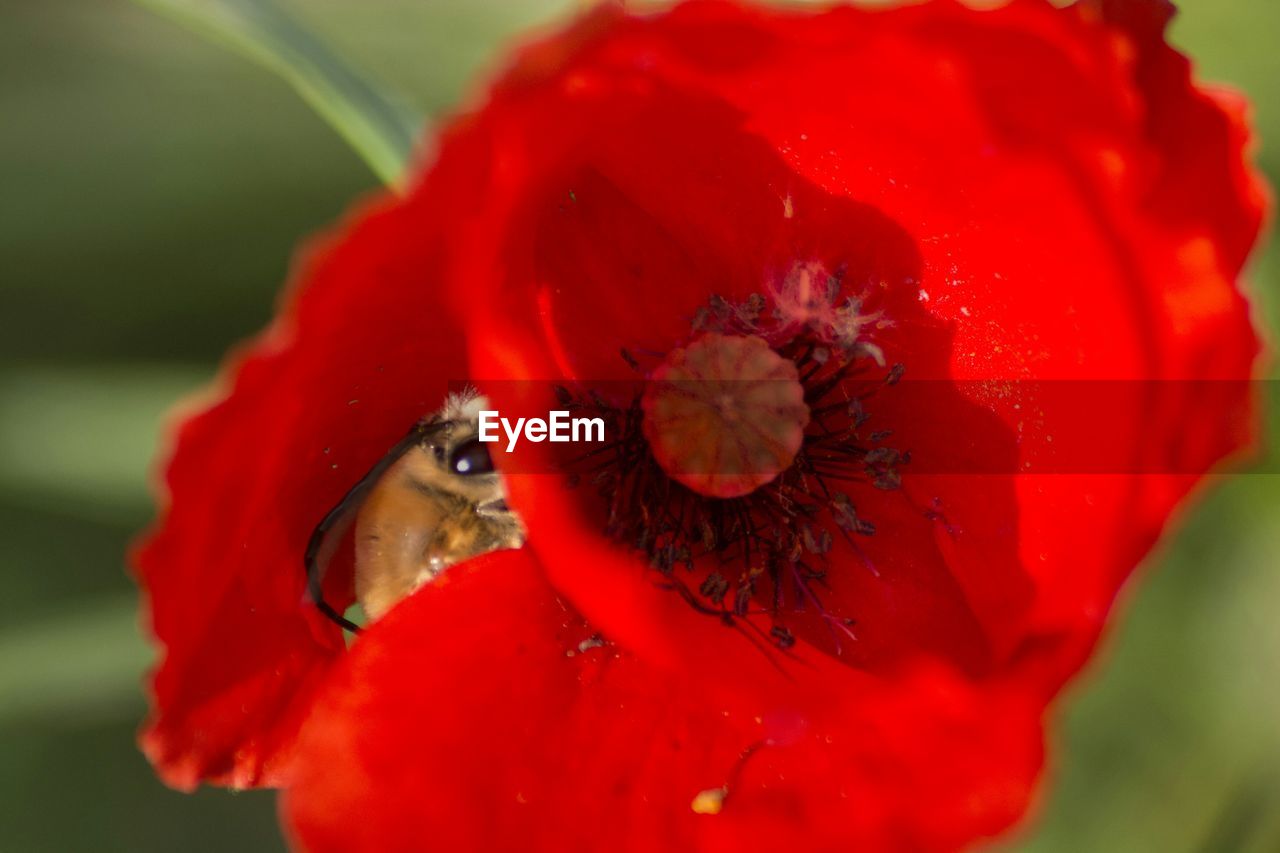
[420,388,501,495]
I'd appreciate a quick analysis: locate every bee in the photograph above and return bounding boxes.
[305,390,525,630]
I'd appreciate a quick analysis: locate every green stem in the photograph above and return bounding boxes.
[132,0,422,187]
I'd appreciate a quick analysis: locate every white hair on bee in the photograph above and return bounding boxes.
[437,386,488,427]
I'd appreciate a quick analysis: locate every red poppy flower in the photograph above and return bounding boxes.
[134,0,1265,850]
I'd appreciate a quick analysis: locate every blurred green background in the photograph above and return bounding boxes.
[0,1,1276,850]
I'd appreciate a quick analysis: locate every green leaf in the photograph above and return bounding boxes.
[132,0,422,187]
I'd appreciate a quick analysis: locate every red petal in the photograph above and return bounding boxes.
[453,0,1263,696]
[283,549,1042,852]
[135,192,470,788]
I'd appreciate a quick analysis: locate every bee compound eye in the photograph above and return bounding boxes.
[449,438,494,476]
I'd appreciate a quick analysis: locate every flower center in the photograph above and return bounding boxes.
[555,281,902,651]
[642,333,810,498]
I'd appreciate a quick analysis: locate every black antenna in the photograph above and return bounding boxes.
[303,418,450,633]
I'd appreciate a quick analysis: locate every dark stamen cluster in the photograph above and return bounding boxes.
[560,288,905,652]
